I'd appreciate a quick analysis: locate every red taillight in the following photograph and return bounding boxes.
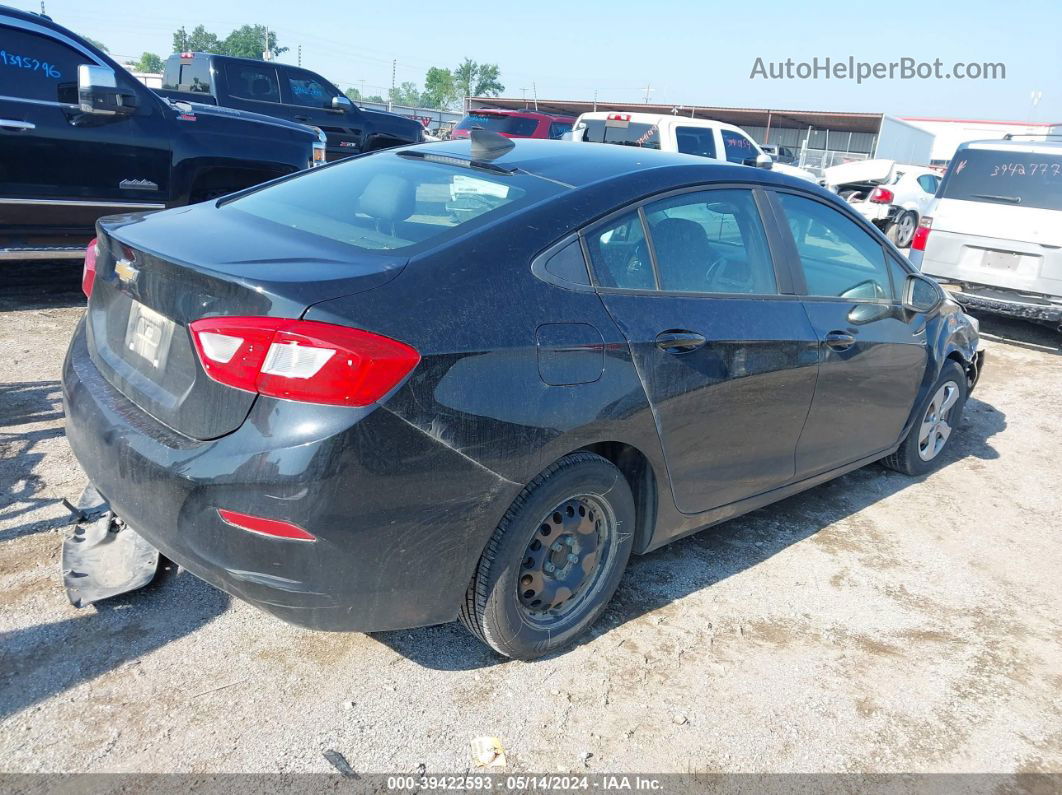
[911,216,932,252]
[82,238,98,298]
[217,509,316,542]
[869,187,894,204]
[189,317,420,407]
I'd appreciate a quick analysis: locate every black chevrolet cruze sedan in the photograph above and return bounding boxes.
[62,134,983,658]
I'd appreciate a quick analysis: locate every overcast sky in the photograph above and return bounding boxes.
[12,0,1061,121]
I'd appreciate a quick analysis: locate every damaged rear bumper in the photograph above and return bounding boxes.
[61,320,519,631]
[933,279,1062,326]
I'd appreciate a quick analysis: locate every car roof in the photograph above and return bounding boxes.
[466,109,574,122]
[959,138,1062,156]
[575,111,746,134]
[405,138,819,192]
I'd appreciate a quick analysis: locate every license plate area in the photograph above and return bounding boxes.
[124,300,175,370]
[982,249,1021,271]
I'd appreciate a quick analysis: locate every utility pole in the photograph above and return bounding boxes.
[298,44,302,67]
[532,81,538,111]
[262,27,271,61]
[642,83,653,104]
[390,59,396,111]
[593,89,597,112]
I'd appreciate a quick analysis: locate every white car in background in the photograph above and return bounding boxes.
[824,159,941,248]
[570,112,818,182]
[909,138,1062,328]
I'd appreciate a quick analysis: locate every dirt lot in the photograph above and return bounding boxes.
[1,260,1060,775]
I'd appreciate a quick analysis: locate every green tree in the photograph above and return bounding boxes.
[84,36,108,52]
[453,58,504,100]
[173,25,221,54]
[130,52,164,73]
[222,25,288,60]
[344,87,362,102]
[421,66,457,109]
[388,81,421,107]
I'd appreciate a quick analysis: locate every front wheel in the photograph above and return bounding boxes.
[882,360,968,475]
[459,453,635,659]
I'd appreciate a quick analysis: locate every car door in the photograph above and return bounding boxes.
[769,190,928,478]
[0,18,170,234]
[587,187,819,515]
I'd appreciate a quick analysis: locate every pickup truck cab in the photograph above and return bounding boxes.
[571,112,818,183]
[0,5,325,260]
[160,53,423,161]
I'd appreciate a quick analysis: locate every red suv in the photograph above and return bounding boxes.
[451,109,575,140]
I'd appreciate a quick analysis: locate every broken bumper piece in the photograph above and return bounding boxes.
[62,486,161,608]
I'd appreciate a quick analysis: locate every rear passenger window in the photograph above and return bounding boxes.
[585,211,655,290]
[224,62,280,103]
[548,122,572,139]
[644,189,776,294]
[917,174,940,194]
[721,130,758,165]
[0,26,86,102]
[675,127,717,159]
[778,193,892,301]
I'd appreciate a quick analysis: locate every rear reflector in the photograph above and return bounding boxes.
[217,509,316,542]
[82,238,98,298]
[189,317,420,406]
[911,216,932,252]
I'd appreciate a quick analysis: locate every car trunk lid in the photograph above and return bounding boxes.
[86,205,406,440]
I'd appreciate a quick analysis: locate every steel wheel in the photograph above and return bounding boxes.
[917,380,960,461]
[516,494,615,627]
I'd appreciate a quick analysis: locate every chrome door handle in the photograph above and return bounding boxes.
[824,331,856,351]
[0,119,35,131]
[655,330,707,353]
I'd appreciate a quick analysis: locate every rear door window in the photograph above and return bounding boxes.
[224,62,280,103]
[579,118,660,149]
[455,113,538,136]
[777,193,894,301]
[585,210,655,290]
[675,127,717,159]
[644,189,777,294]
[548,121,572,139]
[939,148,1062,211]
[0,25,86,102]
[721,129,758,165]
[917,174,940,194]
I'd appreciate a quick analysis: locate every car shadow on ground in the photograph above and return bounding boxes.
[0,381,71,541]
[0,260,84,312]
[373,395,1006,671]
[0,568,230,721]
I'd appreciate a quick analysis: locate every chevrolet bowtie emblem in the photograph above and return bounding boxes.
[114,258,139,284]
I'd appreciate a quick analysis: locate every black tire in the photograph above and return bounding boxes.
[882,360,968,475]
[459,452,635,659]
[886,210,918,248]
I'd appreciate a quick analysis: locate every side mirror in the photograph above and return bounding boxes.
[754,153,774,170]
[903,273,944,313]
[78,65,137,116]
[331,95,353,110]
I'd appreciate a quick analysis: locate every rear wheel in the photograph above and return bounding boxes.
[887,210,917,248]
[460,453,634,659]
[882,360,968,475]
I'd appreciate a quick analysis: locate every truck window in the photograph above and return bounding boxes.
[721,130,758,165]
[675,127,717,159]
[224,62,280,103]
[0,25,86,102]
[579,119,660,149]
[164,57,212,94]
[548,121,572,139]
[284,68,334,108]
[939,149,1062,211]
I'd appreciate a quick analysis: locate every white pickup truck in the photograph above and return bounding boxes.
[570,112,818,182]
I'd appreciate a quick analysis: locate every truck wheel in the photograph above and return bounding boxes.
[881,360,968,476]
[887,211,917,248]
[459,452,635,659]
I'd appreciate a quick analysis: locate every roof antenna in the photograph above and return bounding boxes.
[470,129,515,160]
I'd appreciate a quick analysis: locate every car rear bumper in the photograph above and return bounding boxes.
[62,320,517,631]
[932,280,1062,324]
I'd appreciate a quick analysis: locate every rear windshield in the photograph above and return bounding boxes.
[940,148,1062,211]
[579,119,660,149]
[456,113,538,136]
[223,152,563,253]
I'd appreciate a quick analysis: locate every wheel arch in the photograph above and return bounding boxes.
[572,441,658,555]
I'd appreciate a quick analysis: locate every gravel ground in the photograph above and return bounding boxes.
[1,260,1060,775]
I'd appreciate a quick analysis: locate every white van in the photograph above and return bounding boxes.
[570,112,818,182]
[910,139,1062,327]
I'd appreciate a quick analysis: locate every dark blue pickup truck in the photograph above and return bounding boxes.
[158,53,423,161]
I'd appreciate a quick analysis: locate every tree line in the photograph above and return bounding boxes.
[112,24,505,110]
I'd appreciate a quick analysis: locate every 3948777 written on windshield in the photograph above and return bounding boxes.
[749,56,1005,83]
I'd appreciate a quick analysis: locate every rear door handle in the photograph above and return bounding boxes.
[0,119,35,131]
[293,115,312,123]
[824,331,856,351]
[655,330,706,353]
